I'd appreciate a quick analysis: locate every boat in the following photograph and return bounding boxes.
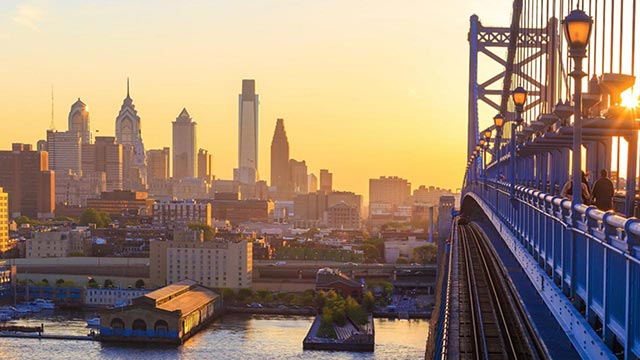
[15,304,35,314]
[0,312,11,322]
[86,317,100,327]
[31,298,55,310]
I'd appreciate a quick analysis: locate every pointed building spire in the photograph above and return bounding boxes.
[127,77,130,98]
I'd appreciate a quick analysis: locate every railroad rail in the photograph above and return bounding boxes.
[457,221,543,359]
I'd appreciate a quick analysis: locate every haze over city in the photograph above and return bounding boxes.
[0,0,513,196]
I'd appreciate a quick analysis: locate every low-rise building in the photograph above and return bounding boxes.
[152,201,211,228]
[326,202,360,230]
[315,268,362,299]
[98,279,222,344]
[384,236,429,263]
[26,228,90,258]
[85,288,151,307]
[149,230,252,289]
[86,190,153,218]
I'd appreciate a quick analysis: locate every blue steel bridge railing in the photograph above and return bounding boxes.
[465,179,640,359]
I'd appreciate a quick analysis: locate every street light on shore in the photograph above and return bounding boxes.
[563,9,593,208]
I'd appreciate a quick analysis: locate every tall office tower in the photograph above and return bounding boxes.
[369,176,411,208]
[320,169,333,193]
[173,108,197,180]
[83,137,123,191]
[115,81,147,191]
[0,144,55,219]
[198,149,213,182]
[147,148,170,181]
[235,79,259,185]
[0,187,7,252]
[68,98,91,145]
[46,130,82,204]
[289,159,308,194]
[308,173,318,193]
[270,118,291,198]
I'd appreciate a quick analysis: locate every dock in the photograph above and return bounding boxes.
[0,332,95,341]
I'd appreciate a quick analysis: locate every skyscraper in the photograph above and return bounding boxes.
[115,80,147,191]
[308,173,318,193]
[83,137,123,191]
[270,118,291,198]
[235,79,259,185]
[320,169,333,193]
[173,108,197,180]
[0,144,55,219]
[46,130,82,204]
[147,148,170,181]
[289,159,308,194]
[369,176,411,207]
[198,149,213,182]
[68,98,91,145]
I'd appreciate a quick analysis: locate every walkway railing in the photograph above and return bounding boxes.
[465,179,640,359]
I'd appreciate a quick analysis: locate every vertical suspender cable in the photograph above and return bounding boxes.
[602,0,606,75]
[619,0,624,73]
[610,0,614,74]
[632,0,637,77]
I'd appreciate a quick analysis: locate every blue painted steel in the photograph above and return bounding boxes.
[464,180,640,359]
[468,15,480,159]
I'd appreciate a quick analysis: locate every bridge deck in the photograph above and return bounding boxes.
[478,220,581,359]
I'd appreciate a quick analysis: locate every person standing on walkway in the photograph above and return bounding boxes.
[561,171,591,204]
[591,169,615,211]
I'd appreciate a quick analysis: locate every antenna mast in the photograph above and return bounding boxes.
[49,85,55,130]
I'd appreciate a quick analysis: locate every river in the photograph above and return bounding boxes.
[0,312,428,359]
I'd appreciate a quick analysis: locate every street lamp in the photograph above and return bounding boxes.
[563,9,593,208]
[510,87,527,198]
[493,114,505,181]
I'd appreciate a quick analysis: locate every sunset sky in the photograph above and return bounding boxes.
[0,0,512,198]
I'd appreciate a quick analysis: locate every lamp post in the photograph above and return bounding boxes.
[493,114,505,181]
[479,140,486,182]
[511,87,527,198]
[475,145,482,182]
[563,9,593,209]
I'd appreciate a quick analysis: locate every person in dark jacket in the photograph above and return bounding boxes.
[591,169,614,211]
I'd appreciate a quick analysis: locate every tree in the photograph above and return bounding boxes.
[87,278,98,288]
[79,209,111,228]
[359,243,381,263]
[14,216,37,226]
[135,279,145,289]
[103,279,114,288]
[237,288,253,301]
[362,291,375,312]
[55,278,65,286]
[412,243,438,264]
[187,223,215,240]
[221,288,236,302]
[396,256,409,264]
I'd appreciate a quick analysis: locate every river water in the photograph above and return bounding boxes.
[0,312,428,359]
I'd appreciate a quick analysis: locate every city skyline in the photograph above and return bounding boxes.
[0,0,509,197]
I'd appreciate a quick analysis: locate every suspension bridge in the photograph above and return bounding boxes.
[429,0,640,359]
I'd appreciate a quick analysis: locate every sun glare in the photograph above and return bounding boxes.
[620,88,640,108]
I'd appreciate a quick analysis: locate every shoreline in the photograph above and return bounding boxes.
[225,306,431,319]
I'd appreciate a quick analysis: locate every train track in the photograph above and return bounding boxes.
[457,221,543,360]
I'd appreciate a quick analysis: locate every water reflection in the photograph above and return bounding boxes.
[1,312,427,360]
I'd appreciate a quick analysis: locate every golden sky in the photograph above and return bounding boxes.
[0,0,512,198]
